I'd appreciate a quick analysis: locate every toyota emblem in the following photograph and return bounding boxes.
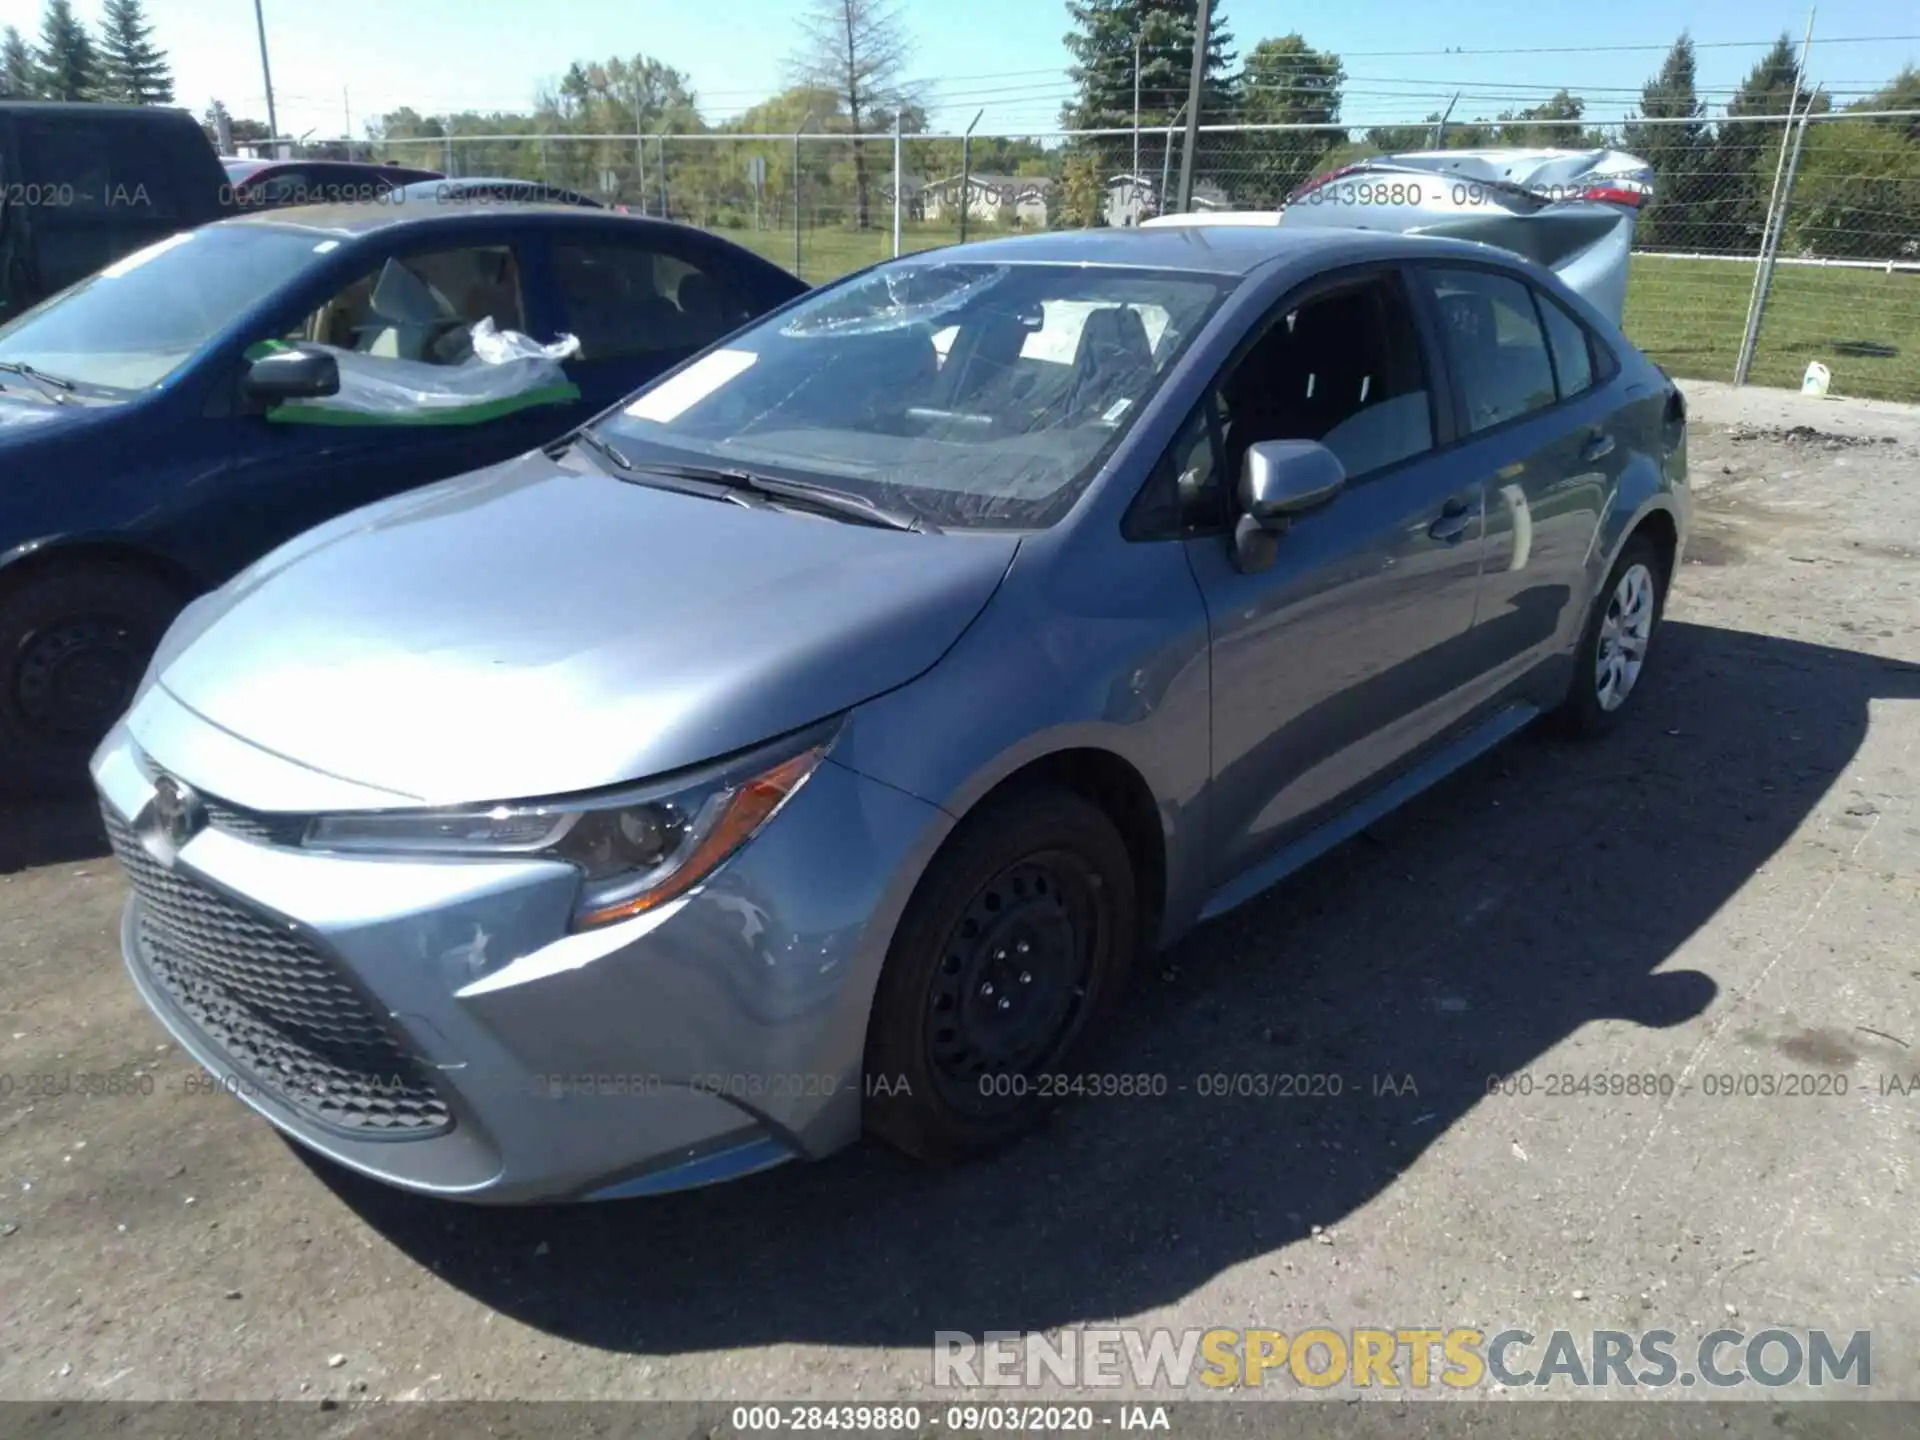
[147,774,204,853]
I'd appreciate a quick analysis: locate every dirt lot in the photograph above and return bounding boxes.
[0,381,1916,1418]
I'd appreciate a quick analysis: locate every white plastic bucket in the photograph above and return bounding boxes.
[1802,361,1832,397]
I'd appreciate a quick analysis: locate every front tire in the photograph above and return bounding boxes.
[864,786,1138,1162]
[1557,533,1668,738]
[0,563,185,796]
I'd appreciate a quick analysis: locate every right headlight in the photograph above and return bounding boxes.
[301,718,840,929]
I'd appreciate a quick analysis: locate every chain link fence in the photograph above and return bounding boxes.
[391,111,1920,401]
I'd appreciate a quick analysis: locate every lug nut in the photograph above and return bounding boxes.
[981,982,994,997]
[998,997,1012,1011]
[1019,971,1032,984]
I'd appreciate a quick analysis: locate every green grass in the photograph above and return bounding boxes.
[711,221,967,283]
[1624,255,1920,402]
[706,224,1920,403]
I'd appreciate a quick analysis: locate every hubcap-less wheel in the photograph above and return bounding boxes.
[1594,562,1655,712]
[13,615,145,739]
[924,854,1099,1114]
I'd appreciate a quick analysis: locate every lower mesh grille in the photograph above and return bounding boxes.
[106,809,451,1137]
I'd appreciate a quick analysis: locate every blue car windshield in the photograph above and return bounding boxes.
[0,225,329,392]
[596,261,1232,530]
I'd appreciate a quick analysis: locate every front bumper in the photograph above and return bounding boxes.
[92,696,949,1203]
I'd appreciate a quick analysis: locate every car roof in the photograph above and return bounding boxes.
[0,100,198,122]
[888,223,1434,278]
[392,176,578,192]
[239,158,433,173]
[216,201,670,238]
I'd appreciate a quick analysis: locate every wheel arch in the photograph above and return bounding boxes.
[0,534,204,603]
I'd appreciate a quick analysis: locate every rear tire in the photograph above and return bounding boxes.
[864,785,1138,1162]
[1556,533,1668,739]
[0,562,185,797]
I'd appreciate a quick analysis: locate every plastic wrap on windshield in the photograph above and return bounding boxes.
[781,265,1009,338]
[256,318,582,427]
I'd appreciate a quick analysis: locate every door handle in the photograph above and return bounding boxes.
[1428,497,1474,543]
[1581,430,1616,463]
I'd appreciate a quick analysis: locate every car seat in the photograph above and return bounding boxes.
[1067,307,1153,419]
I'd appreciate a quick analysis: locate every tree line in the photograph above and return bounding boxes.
[1,0,174,105]
[358,3,1919,261]
[5,0,1913,263]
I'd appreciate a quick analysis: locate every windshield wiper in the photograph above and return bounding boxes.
[563,430,761,509]
[565,427,637,473]
[0,361,75,404]
[638,461,935,534]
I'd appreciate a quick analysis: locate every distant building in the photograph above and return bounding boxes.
[1104,174,1230,228]
[923,173,1056,227]
[875,174,926,221]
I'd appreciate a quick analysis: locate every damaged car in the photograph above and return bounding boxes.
[95,218,1689,1203]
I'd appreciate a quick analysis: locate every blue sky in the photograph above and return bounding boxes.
[3,0,1915,138]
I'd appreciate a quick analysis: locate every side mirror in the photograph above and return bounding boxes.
[1234,440,1346,574]
[1240,439,1346,521]
[242,346,340,404]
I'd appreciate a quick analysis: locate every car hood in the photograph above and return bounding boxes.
[0,391,115,441]
[153,451,1019,804]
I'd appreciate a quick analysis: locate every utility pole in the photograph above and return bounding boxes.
[253,0,280,151]
[1175,0,1210,213]
[634,80,648,215]
[892,111,903,257]
[1132,31,1142,185]
[342,87,351,159]
[959,108,983,245]
[1160,100,1185,218]
[794,109,816,277]
[1735,5,1817,385]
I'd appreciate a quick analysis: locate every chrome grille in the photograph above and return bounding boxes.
[105,809,450,1137]
[203,800,309,848]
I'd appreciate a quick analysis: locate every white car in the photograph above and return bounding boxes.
[1146,148,1655,324]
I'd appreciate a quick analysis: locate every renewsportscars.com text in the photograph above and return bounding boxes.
[933,1326,1871,1390]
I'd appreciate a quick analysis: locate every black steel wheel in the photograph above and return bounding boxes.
[0,562,185,795]
[865,785,1137,1161]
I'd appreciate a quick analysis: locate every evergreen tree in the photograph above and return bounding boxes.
[1625,33,1713,251]
[1,26,39,98]
[1062,0,1237,210]
[1490,89,1605,148]
[35,0,97,102]
[1701,35,1828,254]
[1235,34,1344,205]
[96,0,173,104]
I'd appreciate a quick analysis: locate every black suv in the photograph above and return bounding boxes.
[0,102,233,322]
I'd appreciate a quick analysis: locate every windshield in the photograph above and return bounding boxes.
[0,226,329,392]
[596,261,1232,530]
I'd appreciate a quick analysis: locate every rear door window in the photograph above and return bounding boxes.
[552,241,754,359]
[1534,288,1596,400]
[1421,267,1558,433]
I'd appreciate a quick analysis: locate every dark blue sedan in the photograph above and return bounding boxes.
[0,202,805,790]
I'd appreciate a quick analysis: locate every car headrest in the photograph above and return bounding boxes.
[675,273,727,330]
[1074,306,1153,378]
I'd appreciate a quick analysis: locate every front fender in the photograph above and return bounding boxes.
[0,531,204,595]
[830,526,1216,947]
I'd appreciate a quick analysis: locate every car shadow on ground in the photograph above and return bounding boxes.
[307,619,1919,1354]
[0,796,107,874]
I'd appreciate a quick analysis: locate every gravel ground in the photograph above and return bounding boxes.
[0,380,1915,1419]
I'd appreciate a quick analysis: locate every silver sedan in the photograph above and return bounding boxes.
[94,221,1689,1202]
